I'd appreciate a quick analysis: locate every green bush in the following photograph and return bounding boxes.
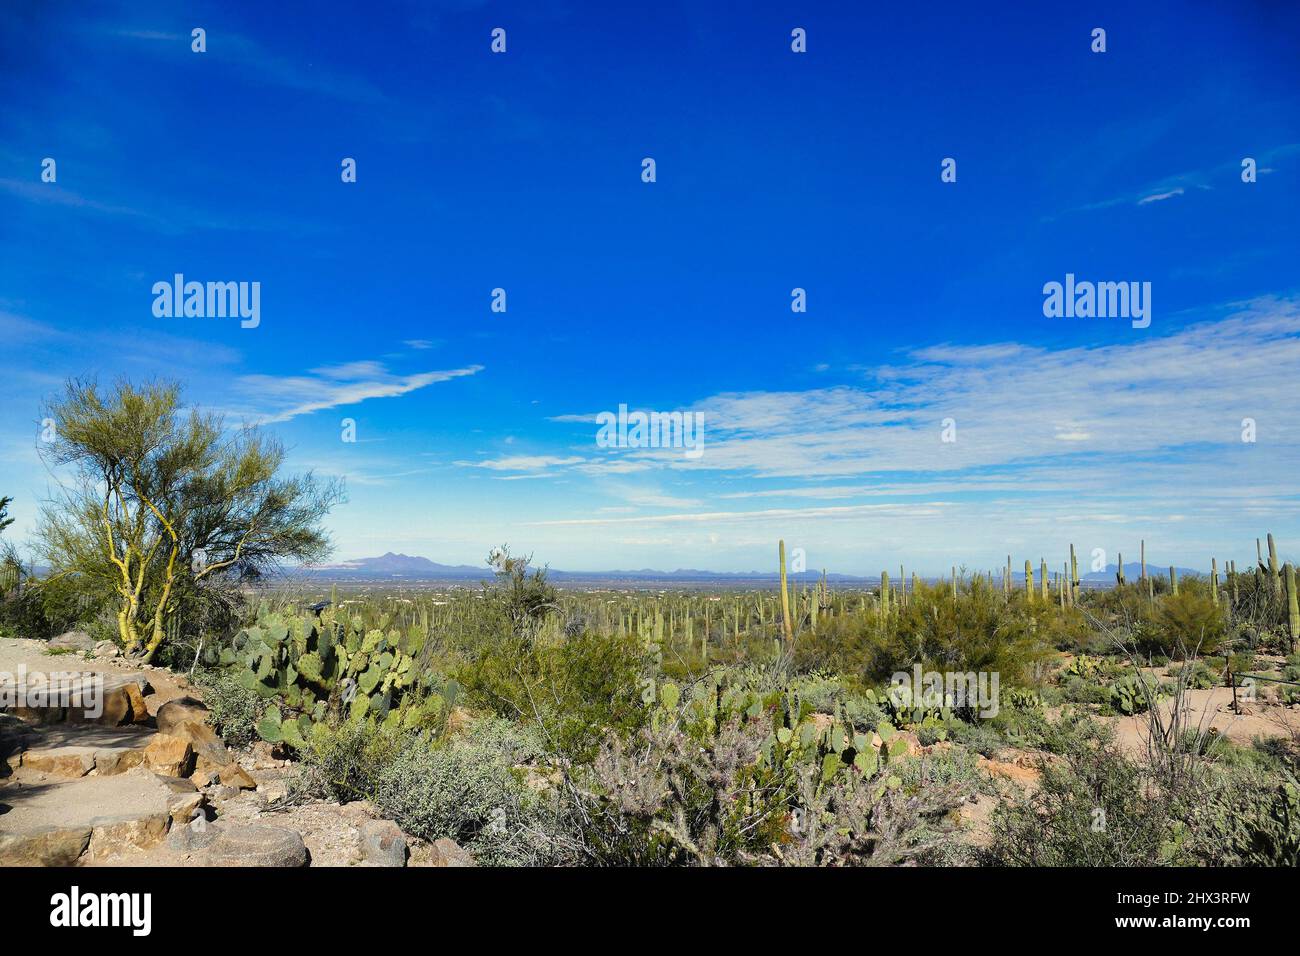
[300,716,562,866]
[456,629,648,761]
[196,668,263,748]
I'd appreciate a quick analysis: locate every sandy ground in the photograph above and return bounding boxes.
[1104,686,1299,755]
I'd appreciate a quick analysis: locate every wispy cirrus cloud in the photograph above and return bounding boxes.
[234,362,483,424]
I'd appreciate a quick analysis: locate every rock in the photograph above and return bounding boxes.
[81,679,149,726]
[168,792,206,826]
[92,640,121,659]
[155,698,210,735]
[359,819,408,867]
[16,747,95,778]
[87,811,171,859]
[155,774,199,794]
[429,837,475,867]
[209,785,241,803]
[977,754,1042,786]
[217,761,257,790]
[0,825,92,866]
[206,824,309,867]
[166,817,219,853]
[93,748,144,776]
[250,740,287,769]
[143,734,195,777]
[166,719,230,768]
[258,780,289,804]
[48,631,95,653]
[190,767,221,788]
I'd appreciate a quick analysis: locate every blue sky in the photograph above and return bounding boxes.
[2,0,1299,575]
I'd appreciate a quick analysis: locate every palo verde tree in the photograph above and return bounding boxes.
[36,379,343,662]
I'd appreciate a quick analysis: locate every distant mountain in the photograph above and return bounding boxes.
[307,552,484,578]
[301,553,873,584]
[301,555,1210,586]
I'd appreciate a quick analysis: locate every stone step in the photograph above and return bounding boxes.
[0,669,151,726]
[2,724,156,778]
[0,770,205,865]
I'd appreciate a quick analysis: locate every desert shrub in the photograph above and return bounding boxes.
[985,737,1175,866]
[300,715,562,865]
[1151,587,1227,656]
[456,629,649,761]
[370,718,561,866]
[197,668,263,748]
[1176,764,1300,866]
[946,718,1004,756]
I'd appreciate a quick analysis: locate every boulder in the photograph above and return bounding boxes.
[206,824,309,867]
[168,792,206,827]
[0,825,92,866]
[92,640,121,659]
[217,761,257,790]
[48,631,95,653]
[429,837,475,867]
[166,816,219,853]
[93,748,144,776]
[359,819,408,867]
[165,718,230,768]
[143,734,195,777]
[155,698,210,735]
[86,811,171,859]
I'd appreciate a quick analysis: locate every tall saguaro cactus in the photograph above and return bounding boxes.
[1040,558,1048,600]
[778,540,793,642]
[1285,562,1299,653]
[880,570,891,621]
[1024,560,1033,599]
[1211,558,1219,606]
[1069,544,1079,604]
[1268,533,1282,597]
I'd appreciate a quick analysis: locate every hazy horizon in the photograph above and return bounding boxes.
[3,1,1299,574]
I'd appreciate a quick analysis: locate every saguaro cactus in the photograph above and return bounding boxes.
[1069,545,1079,604]
[1285,562,1299,652]
[1040,558,1048,600]
[1268,533,1282,596]
[1169,566,1178,596]
[778,540,794,642]
[880,570,891,620]
[1211,558,1219,606]
[1116,552,1125,586]
[1025,560,1033,599]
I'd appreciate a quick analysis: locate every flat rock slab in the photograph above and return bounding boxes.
[0,769,175,833]
[2,724,154,778]
[204,823,309,867]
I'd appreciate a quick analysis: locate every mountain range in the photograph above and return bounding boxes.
[298,553,1207,586]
